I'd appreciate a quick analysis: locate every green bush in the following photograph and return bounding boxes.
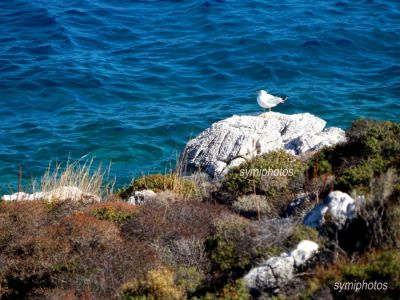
[206,215,255,274]
[284,225,321,249]
[175,266,204,295]
[192,279,250,300]
[221,150,306,197]
[88,202,138,224]
[309,119,400,193]
[120,268,184,300]
[304,250,400,299]
[336,163,374,193]
[341,251,400,286]
[219,279,251,300]
[118,174,197,199]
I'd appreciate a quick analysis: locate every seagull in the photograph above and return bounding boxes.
[257,90,287,114]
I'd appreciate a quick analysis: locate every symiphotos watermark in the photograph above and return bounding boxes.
[334,280,388,292]
[240,168,294,179]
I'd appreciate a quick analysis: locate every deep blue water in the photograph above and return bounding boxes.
[0,0,399,193]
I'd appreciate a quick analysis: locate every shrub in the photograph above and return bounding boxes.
[284,225,321,249]
[309,119,400,193]
[219,279,251,300]
[87,201,138,224]
[206,214,256,277]
[191,279,250,300]
[118,173,197,199]
[0,204,158,299]
[351,168,400,251]
[122,200,226,273]
[55,213,122,250]
[232,194,271,218]
[305,250,400,299]
[0,201,49,250]
[175,266,204,295]
[221,150,307,197]
[120,268,184,300]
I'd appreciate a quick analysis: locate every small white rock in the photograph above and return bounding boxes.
[244,239,319,291]
[128,189,156,205]
[304,191,357,228]
[290,240,319,267]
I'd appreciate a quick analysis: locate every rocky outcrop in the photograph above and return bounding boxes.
[244,240,319,292]
[1,186,100,203]
[303,191,358,229]
[128,189,156,205]
[180,112,346,177]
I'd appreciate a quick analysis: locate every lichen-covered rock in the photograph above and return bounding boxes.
[303,191,357,228]
[181,112,346,177]
[1,186,100,203]
[244,240,319,292]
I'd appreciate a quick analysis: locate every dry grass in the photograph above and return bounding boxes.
[32,158,114,198]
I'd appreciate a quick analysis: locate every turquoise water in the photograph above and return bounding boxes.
[0,0,399,193]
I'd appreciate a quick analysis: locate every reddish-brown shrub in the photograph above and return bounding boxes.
[121,200,228,272]
[0,201,49,250]
[0,206,158,300]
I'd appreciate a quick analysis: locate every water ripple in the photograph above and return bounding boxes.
[0,0,399,192]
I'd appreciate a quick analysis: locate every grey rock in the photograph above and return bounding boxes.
[181,112,346,177]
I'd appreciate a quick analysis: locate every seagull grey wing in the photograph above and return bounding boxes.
[267,96,284,105]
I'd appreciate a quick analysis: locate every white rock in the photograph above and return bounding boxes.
[48,186,82,201]
[244,239,319,292]
[1,186,100,203]
[128,189,156,205]
[288,127,347,154]
[27,192,48,201]
[244,254,295,291]
[290,240,319,267]
[180,112,346,177]
[303,191,357,228]
[2,192,29,201]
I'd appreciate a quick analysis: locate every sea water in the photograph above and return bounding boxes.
[0,0,399,192]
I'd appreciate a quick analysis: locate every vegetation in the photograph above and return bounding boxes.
[309,119,400,193]
[88,201,138,224]
[305,250,400,299]
[37,159,114,198]
[120,268,184,300]
[232,194,271,218]
[1,119,399,299]
[118,173,198,199]
[221,150,306,196]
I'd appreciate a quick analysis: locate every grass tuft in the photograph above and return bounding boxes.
[33,158,114,198]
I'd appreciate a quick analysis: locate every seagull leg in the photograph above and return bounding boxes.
[269,107,271,112]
